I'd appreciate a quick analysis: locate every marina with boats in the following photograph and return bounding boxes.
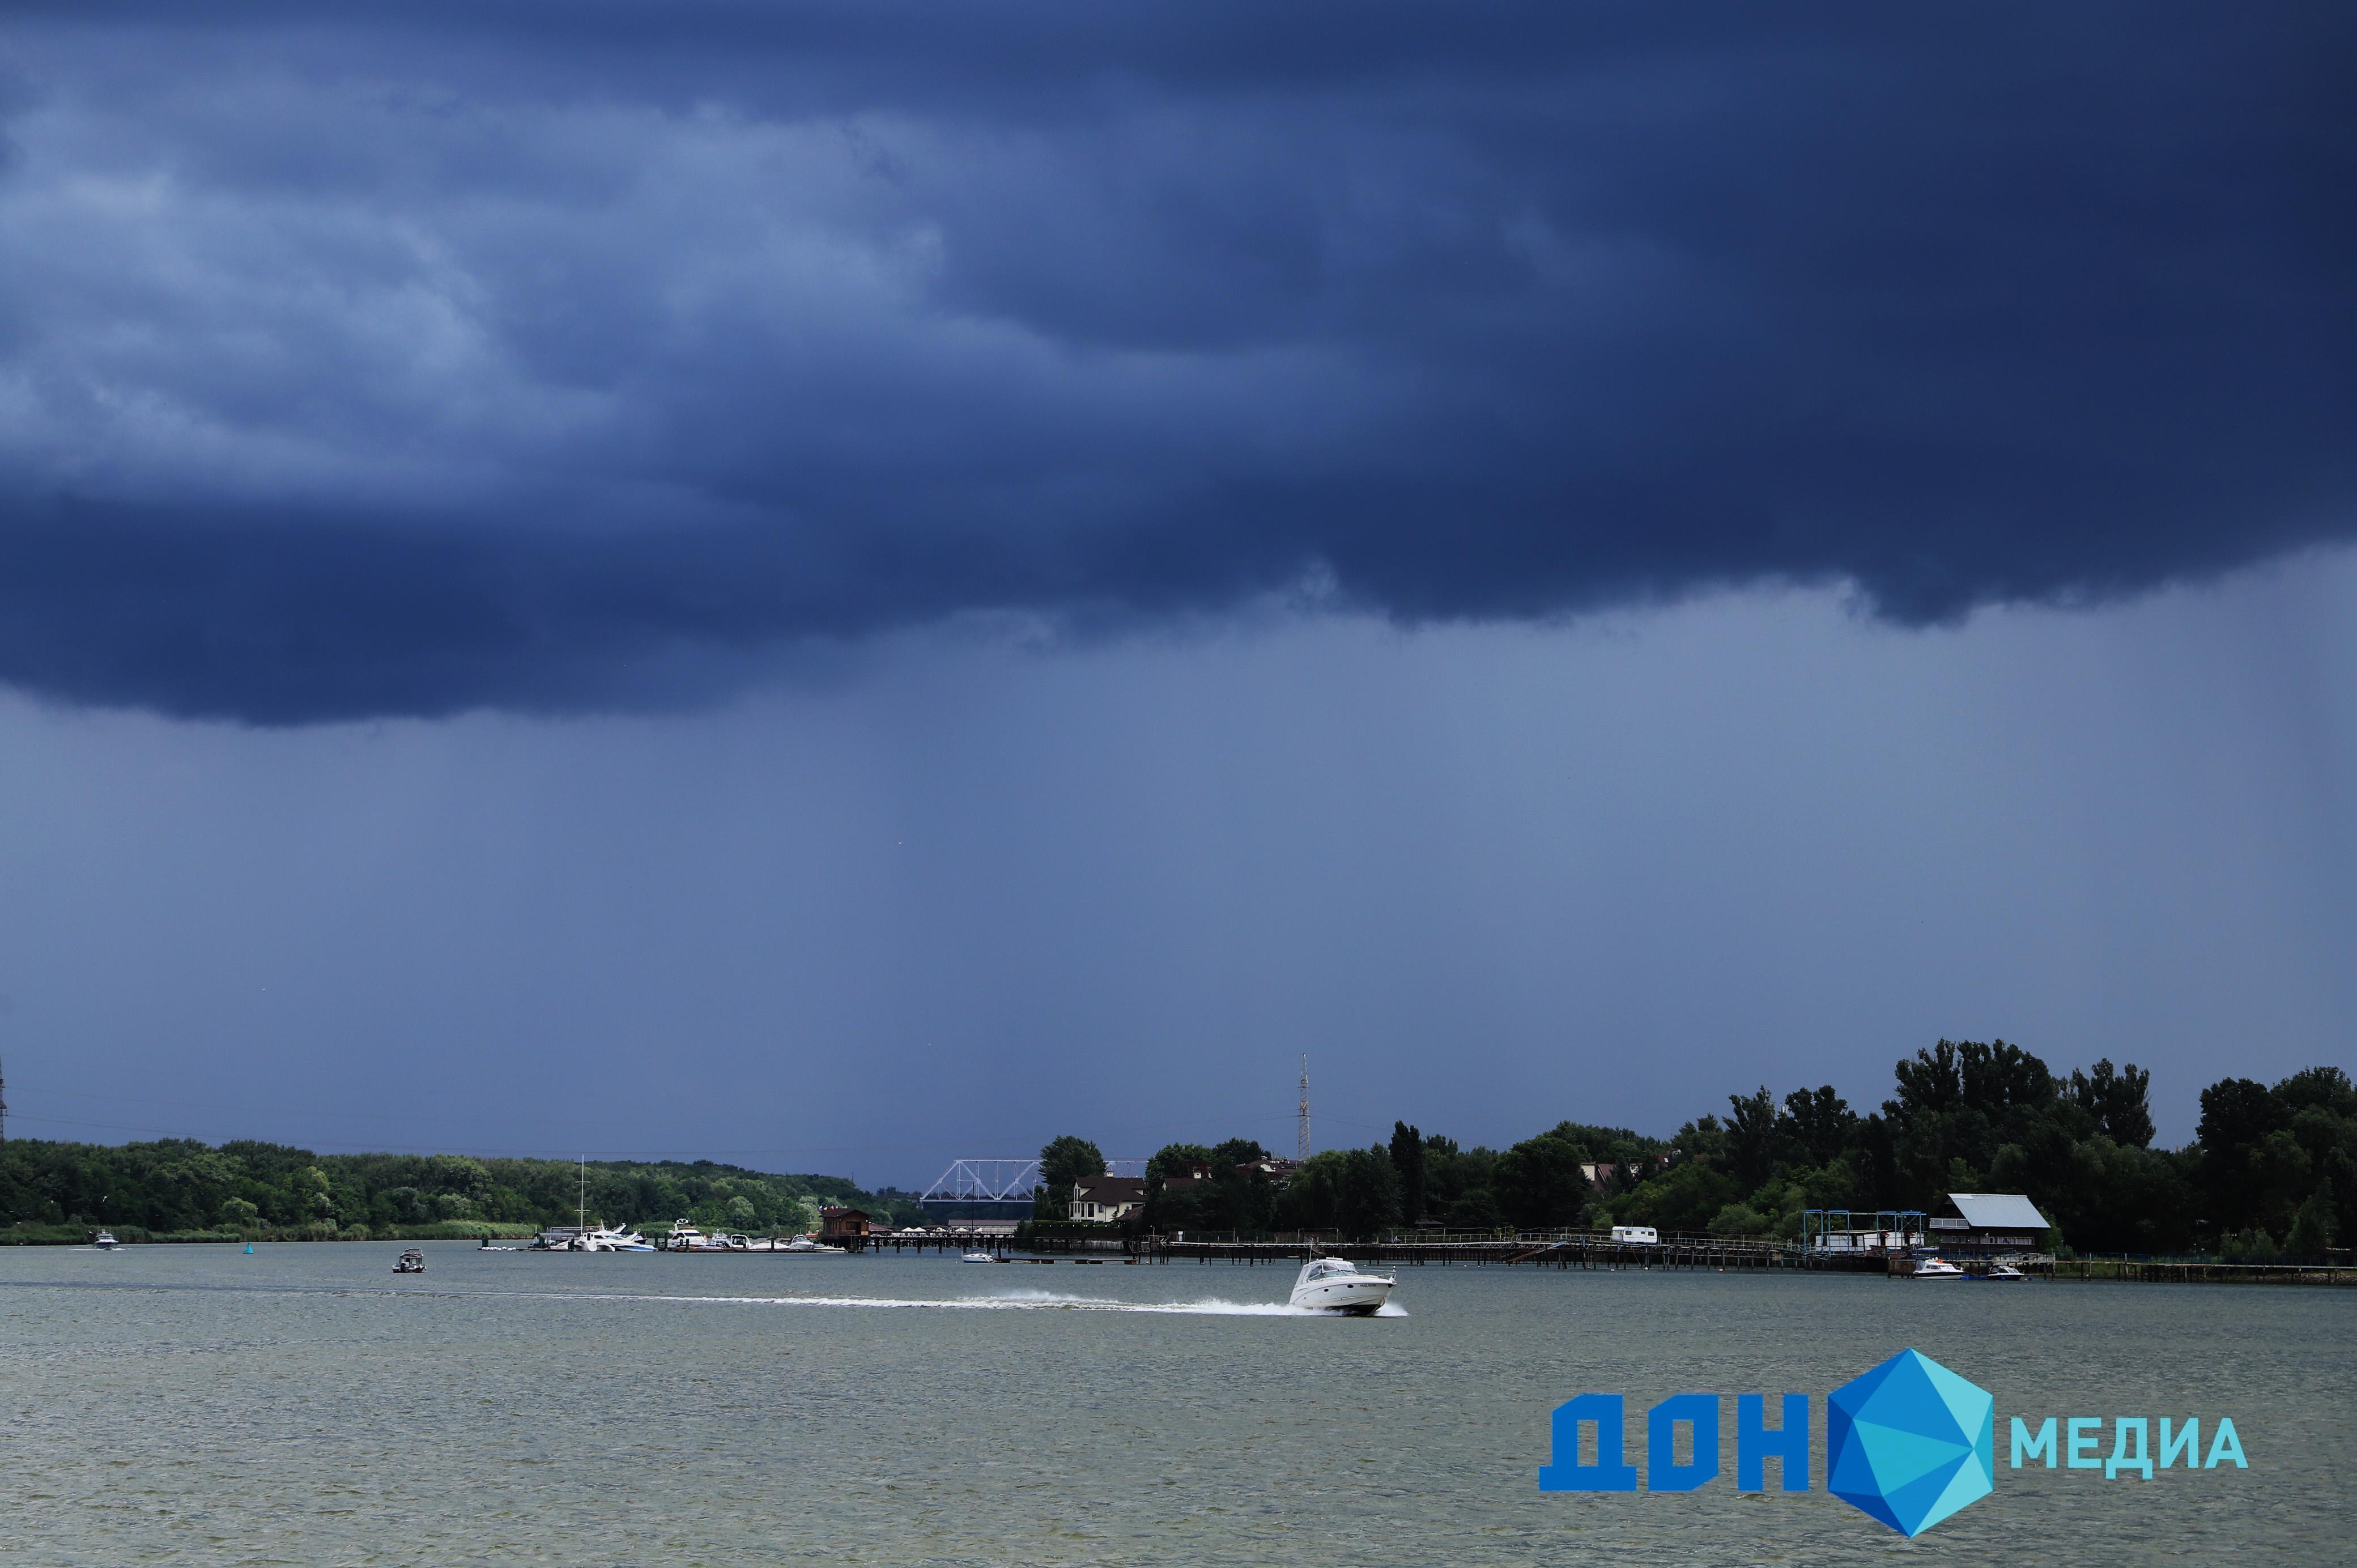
[508,1219,849,1253]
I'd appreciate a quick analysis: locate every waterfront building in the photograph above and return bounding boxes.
[818,1206,875,1242]
[1928,1192,2053,1258]
[1070,1176,1149,1222]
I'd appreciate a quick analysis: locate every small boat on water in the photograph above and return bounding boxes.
[91,1231,120,1250]
[1288,1257,1396,1315]
[1909,1256,1965,1280]
[394,1249,427,1273]
[778,1235,846,1255]
[1985,1262,2028,1281]
[961,1251,997,1263]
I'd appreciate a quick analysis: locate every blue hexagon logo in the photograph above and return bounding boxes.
[1827,1349,1995,1537]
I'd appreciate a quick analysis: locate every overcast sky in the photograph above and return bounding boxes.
[1,6,2350,1180]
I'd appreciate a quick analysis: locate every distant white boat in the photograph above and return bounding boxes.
[1986,1262,2028,1281]
[779,1235,845,1255]
[91,1231,120,1250]
[662,1219,726,1251]
[1911,1256,1965,1280]
[1288,1257,1396,1315]
[962,1251,997,1263]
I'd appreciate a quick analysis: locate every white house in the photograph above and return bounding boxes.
[1069,1175,1148,1222]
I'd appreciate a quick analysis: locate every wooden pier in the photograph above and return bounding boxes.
[814,1229,2357,1284]
[2048,1257,2357,1286]
[1142,1233,1887,1273]
[843,1228,1886,1273]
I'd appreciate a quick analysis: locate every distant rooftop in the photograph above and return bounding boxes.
[1943,1192,2052,1229]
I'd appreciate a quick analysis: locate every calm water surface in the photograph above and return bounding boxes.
[2,1242,2349,1566]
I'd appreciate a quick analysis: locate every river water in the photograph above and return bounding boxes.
[3,1242,2349,1565]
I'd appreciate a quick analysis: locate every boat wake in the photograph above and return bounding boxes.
[599,1289,1407,1318]
[0,1278,1405,1316]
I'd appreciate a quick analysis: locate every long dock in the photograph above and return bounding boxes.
[2048,1257,2357,1286]
[843,1227,1888,1273]
[1145,1234,1884,1273]
[758,1230,2357,1285]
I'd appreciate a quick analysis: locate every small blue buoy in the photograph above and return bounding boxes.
[244,1243,254,1254]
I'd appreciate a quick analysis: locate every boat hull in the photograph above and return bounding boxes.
[1289,1277,1394,1315]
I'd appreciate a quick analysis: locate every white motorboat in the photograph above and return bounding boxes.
[779,1235,846,1254]
[577,1224,656,1252]
[961,1251,997,1263]
[1910,1256,1965,1280]
[1985,1262,2027,1281]
[1288,1256,1396,1315]
[662,1219,728,1251]
[393,1249,426,1273]
[91,1230,120,1250]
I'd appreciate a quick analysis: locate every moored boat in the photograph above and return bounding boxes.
[662,1219,722,1251]
[1909,1255,1965,1279]
[779,1235,846,1254]
[1288,1256,1396,1315]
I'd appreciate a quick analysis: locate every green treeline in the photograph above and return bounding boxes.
[1060,1043,2357,1259]
[0,1141,923,1244]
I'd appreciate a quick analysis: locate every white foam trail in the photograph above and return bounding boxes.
[475,1287,1407,1318]
[0,1277,1405,1317]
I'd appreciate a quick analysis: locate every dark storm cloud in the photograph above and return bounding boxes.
[0,3,2351,720]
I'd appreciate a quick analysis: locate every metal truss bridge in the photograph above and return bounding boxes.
[918,1157,1147,1207]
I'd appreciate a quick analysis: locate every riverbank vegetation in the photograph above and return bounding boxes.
[0,1143,923,1243]
[1069,1046,2355,1260]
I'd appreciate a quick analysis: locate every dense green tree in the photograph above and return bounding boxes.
[1616,1158,1738,1234]
[1033,1135,1107,1221]
[1708,1201,1771,1237]
[2069,1059,2155,1148]
[1420,1134,1503,1229]
[1779,1086,1856,1168]
[0,1140,914,1241]
[1146,1143,1216,1183]
[1388,1122,1426,1225]
[1276,1147,1401,1240]
[1211,1137,1270,1169]
[1137,1138,1283,1236]
[1491,1132,1590,1229]
[2285,1177,2337,1261]
[1725,1088,1779,1189]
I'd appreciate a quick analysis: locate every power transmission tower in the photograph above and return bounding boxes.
[1296,1054,1310,1162]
